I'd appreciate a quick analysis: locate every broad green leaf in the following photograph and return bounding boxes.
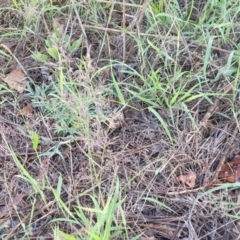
[68,38,82,53]
[32,52,49,63]
[32,131,39,150]
[45,36,53,48]
[47,47,60,61]
[64,34,70,44]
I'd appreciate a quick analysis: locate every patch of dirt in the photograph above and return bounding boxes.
[1,0,240,239]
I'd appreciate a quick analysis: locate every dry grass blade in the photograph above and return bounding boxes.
[71,0,89,45]
[165,187,205,196]
[0,194,25,218]
[83,23,167,37]
[36,157,50,184]
[127,0,150,31]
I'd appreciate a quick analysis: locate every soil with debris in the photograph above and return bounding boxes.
[1,1,240,239]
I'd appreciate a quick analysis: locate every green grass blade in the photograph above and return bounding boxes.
[203,36,213,77]
[148,107,173,143]
[141,197,175,212]
[112,72,126,105]
[56,174,63,197]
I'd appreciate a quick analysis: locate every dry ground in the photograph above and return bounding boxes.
[1,0,240,239]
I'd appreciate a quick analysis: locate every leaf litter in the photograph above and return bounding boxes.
[206,157,240,188]
[1,0,240,239]
[1,69,26,93]
[177,172,197,188]
[17,103,33,117]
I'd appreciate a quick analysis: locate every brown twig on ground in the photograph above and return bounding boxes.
[83,23,153,36]
[165,187,205,196]
[198,81,238,184]
[0,116,25,130]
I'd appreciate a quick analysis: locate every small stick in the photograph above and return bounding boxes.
[165,186,205,196]
[95,0,141,7]
[127,0,150,31]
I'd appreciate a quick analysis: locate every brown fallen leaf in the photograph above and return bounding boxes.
[218,157,240,183]
[17,103,33,117]
[107,111,125,130]
[177,172,197,188]
[99,68,110,78]
[206,157,240,189]
[1,69,26,93]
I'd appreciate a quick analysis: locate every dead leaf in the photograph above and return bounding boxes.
[17,103,33,117]
[99,68,110,78]
[205,157,240,189]
[1,69,26,93]
[84,43,96,73]
[177,172,197,188]
[218,157,240,183]
[107,111,125,130]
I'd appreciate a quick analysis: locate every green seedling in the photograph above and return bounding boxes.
[31,131,39,150]
[3,138,46,202]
